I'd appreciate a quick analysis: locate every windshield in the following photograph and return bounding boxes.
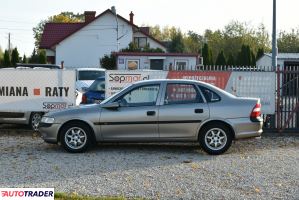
[78,70,105,80]
[89,78,105,92]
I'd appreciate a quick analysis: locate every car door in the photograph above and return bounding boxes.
[100,84,161,140]
[158,82,209,139]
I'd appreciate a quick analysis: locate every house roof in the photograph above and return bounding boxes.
[264,53,299,60]
[114,52,199,57]
[39,23,85,49]
[40,9,166,49]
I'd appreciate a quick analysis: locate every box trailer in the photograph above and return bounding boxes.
[0,68,76,130]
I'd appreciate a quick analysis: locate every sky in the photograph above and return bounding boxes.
[0,0,298,56]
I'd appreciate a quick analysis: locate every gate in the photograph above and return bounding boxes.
[275,66,299,132]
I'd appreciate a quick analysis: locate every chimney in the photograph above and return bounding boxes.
[111,6,116,15]
[84,11,96,23]
[129,11,134,24]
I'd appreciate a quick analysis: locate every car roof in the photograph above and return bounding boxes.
[76,68,106,71]
[16,63,61,69]
[133,79,203,85]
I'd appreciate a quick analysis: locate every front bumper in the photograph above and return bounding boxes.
[39,123,61,144]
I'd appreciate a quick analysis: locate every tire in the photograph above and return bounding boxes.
[199,123,233,155]
[59,122,93,153]
[30,112,43,131]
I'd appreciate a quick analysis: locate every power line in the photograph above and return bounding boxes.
[0,19,35,24]
[0,28,32,31]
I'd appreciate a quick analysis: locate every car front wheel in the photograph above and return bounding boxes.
[30,112,43,131]
[199,123,233,155]
[60,122,93,153]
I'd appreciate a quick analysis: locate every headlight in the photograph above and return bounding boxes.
[41,117,55,124]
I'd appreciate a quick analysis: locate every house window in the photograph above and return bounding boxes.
[175,60,188,70]
[134,37,147,48]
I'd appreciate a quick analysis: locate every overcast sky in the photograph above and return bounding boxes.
[0,0,298,56]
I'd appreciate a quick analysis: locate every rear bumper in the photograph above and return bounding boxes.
[228,118,263,139]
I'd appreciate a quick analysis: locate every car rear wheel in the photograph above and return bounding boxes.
[60,122,93,153]
[199,123,233,155]
[30,112,43,131]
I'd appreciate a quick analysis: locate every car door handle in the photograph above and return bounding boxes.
[147,111,156,116]
[195,109,204,114]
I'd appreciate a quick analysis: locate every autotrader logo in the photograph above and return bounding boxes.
[0,188,54,200]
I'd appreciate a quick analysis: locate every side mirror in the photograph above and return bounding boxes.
[101,101,120,109]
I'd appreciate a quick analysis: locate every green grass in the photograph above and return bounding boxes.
[54,192,144,200]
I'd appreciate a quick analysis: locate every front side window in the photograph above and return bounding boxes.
[116,84,160,107]
[164,84,203,105]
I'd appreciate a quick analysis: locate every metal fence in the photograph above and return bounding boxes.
[197,65,299,133]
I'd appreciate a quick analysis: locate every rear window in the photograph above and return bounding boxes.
[78,71,105,80]
[89,79,105,92]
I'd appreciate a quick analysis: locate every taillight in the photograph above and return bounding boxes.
[81,94,87,104]
[250,103,261,118]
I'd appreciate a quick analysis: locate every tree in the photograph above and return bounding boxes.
[29,48,39,63]
[168,30,185,53]
[256,48,264,61]
[0,46,3,65]
[184,31,202,53]
[100,54,116,70]
[278,29,299,53]
[237,45,253,66]
[38,50,47,64]
[3,50,11,67]
[33,12,84,49]
[11,48,19,66]
[227,53,235,66]
[22,54,28,63]
[215,51,226,66]
[149,25,178,41]
[202,43,213,65]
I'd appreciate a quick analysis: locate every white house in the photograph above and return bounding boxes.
[256,53,299,69]
[40,8,192,69]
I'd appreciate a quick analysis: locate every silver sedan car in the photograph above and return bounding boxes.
[39,79,263,155]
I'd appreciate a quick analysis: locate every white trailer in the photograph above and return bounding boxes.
[0,69,76,130]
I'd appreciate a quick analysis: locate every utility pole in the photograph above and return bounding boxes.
[8,33,11,53]
[272,0,277,68]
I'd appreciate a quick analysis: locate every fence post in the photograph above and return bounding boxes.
[276,65,281,132]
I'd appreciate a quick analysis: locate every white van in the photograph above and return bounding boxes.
[75,68,106,91]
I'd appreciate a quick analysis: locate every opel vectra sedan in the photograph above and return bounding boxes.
[39,79,263,155]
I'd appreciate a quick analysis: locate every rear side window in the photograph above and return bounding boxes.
[164,83,203,105]
[199,86,221,103]
[78,71,105,80]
